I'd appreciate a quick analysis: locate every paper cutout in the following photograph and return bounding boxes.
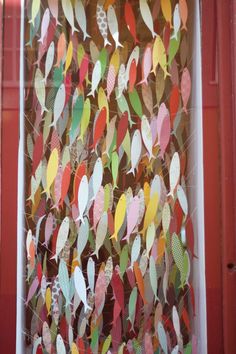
[24,0,193,352]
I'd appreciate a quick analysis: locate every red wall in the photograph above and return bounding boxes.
[203,1,236,353]
[0,1,20,352]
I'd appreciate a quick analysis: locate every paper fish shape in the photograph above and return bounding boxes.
[29,0,41,27]
[75,0,91,40]
[107,5,123,49]
[74,266,92,312]
[153,35,169,78]
[160,0,172,26]
[43,41,55,83]
[61,0,78,34]
[125,2,139,44]
[128,129,142,175]
[169,152,180,196]
[38,8,50,44]
[139,0,156,38]
[130,234,141,269]
[181,67,191,114]
[51,217,70,263]
[34,68,48,115]
[110,193,126,240]
[93,212,108,258]
[179,0,188,31]
[141,115,155,160]
[51,83,65,127]
[96,0,111,47]
[48,0,61,26]
[76,175,89,223]
[139,43,152,85]
[172,4,181,40]
[55,33,66,67]
[88,60,102,97]
[43,148,59,198]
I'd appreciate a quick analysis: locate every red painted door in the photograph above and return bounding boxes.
[203,0,236,353]
[0,0,21,352]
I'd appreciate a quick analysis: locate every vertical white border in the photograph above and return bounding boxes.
[16,0,25,352]
[189,0,208,352]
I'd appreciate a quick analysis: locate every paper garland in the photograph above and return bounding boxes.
[24,0,195,353]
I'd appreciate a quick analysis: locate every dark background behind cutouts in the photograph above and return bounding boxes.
[23,0,192,350]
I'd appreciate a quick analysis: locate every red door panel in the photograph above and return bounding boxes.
[0,1,21,352]
[203,0,236,353]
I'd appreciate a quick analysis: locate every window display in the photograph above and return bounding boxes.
[23,1,195,352]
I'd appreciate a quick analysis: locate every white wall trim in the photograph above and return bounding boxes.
[190,0,208,352]
[16,0,25,352]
